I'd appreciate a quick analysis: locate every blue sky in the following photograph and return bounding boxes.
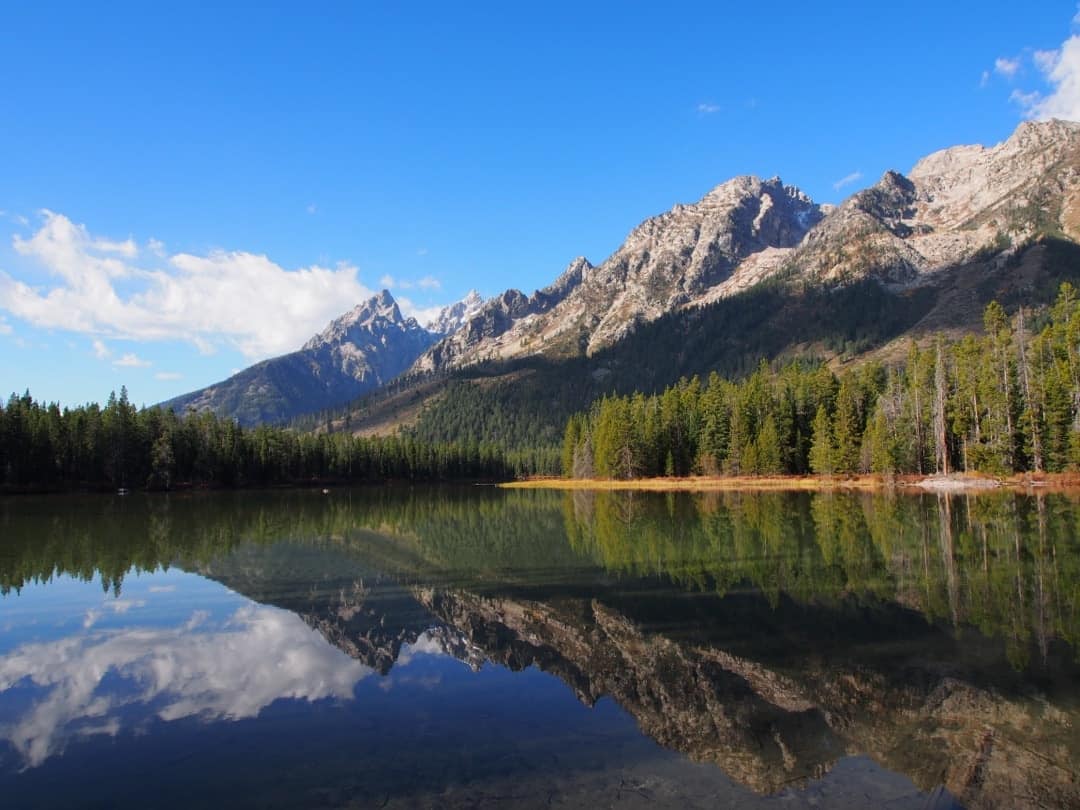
[2,1,1080,406]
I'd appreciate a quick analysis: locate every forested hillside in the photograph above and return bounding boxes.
[562,283,1080,479]
[337,236,1078,456]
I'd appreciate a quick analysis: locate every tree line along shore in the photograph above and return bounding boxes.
[559,285,1080,485]
[6,285,1080,493]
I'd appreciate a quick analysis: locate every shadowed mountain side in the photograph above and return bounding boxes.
[162,290,441,426]
[327,236,1080,447]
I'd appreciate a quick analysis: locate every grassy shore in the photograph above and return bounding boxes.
[502,475,886,492]
[500,473,1080,493]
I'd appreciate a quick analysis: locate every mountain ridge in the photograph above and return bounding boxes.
[164,289,450,425]
[174,119,1080,432]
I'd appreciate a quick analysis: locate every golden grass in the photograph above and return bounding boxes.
[501,472,1080,494]
[500,475,887,492]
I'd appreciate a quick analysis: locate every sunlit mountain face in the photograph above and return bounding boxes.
[0,488,1077,808]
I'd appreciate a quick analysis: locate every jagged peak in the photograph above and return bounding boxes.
[302,290,409,350]
[910,118,1080,183]
[698,174,815,207]
[1012,117,1080,142]
[547,256,591,288]
[425,289,486,335]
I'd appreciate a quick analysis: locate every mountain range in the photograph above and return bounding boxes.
[163,288,482,425]
[167,119,1080,433]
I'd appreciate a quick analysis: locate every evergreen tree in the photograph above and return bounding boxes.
[809,405,835,475]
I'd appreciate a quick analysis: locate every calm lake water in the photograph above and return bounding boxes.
[1,487,1078,809]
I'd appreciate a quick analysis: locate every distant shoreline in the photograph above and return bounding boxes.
[501,473,1080,493]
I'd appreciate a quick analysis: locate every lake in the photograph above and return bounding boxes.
[0,487,1077,809]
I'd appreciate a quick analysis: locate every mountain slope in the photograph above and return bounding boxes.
[411,119,1080,382]
[164,290,437,425]
[413,178,822,372]
[328,120,1080,446]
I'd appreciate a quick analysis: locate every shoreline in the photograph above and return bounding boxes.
[501,473,1080,493]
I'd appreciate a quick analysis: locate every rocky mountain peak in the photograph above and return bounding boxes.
[426,289,485,336]
[303,290,414,351]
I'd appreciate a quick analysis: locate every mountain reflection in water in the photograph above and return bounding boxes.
[0,487,1077,809]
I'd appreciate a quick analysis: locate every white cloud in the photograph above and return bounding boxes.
[417,275,441,290]
[379,274,397,289]
[0,317,10,336]
[0,604,372,768]
[148,585,176,593]
[306,203,317,215]
[92,339,110,360]
[416,247,428,256]
[980,69,991,88]
[696,102,720,115]
[395,294,443,327]
[146,238,166,257]
[832,171,863,192]
[112,353,151,368]
[1012,12,1080,122]
[104,598,146,613]
[91,237,138,257]
[154,371,182,381]
[0,211,448,361]
[994,56,1021,78]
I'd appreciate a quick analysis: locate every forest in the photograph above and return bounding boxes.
[0,388,549,491]
[8,281,1080,490]
[563,283,1080,479]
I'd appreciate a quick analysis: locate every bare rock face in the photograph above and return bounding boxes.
[784,119,1080,286]
[425,289,484,336]
[301,289,435,385]
[413,119,1080,377]
[414,177,822,372]
[412,256,595,373]
[164,289,436,425]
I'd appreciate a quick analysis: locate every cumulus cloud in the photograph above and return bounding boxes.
[832,171,863,192]
[0,211,452,360]
[92,339,110,359]
[0,604,372,768]
[112,353,151,368]
[417,275,441,290]
[1011,13,1080,121]
[396,295,445,328]
[994,56,1021,78]
[91,236,138,257]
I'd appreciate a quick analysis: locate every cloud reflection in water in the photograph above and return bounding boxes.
[0,604,373,768]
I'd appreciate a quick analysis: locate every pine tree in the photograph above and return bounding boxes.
[832,376,862,474]
[755,414,782,475]
[809,405,835,475]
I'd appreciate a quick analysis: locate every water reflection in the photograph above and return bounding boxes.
[0,488,1078,808]
[0,586,372,768]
